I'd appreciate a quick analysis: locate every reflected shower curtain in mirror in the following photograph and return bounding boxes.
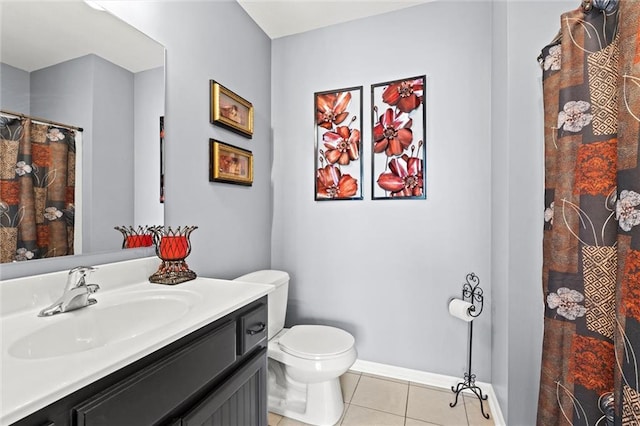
[0,116,78,263]
[538,2,640,424]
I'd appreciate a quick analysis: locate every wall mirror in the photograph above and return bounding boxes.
[0,0,165,277]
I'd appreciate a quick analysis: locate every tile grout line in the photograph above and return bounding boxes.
[404,380,410,420]
[348,401,408,419]
[340,372,360,425]
[339,403,350,425]
[403,380,410,426]
[463,392,470,426]
[405,414,446,426]
[351,372,362,403]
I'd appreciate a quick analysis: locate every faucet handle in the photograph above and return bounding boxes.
[86,284,100,294]
[69,266,97,275]
[66,266,97,289]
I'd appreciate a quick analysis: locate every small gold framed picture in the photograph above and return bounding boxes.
[209,139,253,186]
[210,80,254,138]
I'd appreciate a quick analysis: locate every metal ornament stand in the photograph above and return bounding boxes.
[449,272,489,419]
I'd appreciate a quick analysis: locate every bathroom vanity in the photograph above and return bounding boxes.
[0,258,272,426]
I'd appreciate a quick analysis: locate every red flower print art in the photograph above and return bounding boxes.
[316,165,358,199]
[323,122,360,166]
[373,108,413,157]
[371,75,426,199]
[376,146,424,197]
[316,91,352,130]
[314,86,363,200]
[381,78,424,114]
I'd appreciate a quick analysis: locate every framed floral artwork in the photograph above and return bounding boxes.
[314,86,363,200]
[209,139,253,186]
[210,80,254,138]
[371,75,426,199]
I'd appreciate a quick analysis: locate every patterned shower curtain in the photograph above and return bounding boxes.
[538,1,640,424]
[0,116,77,263]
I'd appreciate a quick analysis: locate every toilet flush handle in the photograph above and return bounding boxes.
[247,322,266,335]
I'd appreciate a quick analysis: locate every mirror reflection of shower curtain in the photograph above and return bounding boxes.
[537,2,640,425]
[0,116,79,263]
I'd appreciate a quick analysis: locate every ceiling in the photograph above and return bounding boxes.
[0,0,432,74]
[0,0,164,73]
[236,0,435,39]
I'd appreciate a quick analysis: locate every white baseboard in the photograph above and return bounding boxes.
[350,359,506,426]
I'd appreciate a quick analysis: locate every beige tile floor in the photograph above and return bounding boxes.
[268,371,496,426]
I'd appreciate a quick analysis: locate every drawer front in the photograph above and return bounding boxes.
[74,321,237,426]
[238,303,267,356]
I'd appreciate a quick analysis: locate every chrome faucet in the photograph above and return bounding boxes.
[38,266,100,317]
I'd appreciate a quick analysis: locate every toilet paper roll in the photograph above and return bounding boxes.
[448,299,475,322]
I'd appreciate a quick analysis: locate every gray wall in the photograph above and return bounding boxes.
[30,54,135,253]
[90,55,135,251]
[134,66,164,227]
[0,63,29,113]
[490,1,576,424]
[271,1,493,381]
[101,1,273,278]
[490,0,509,420]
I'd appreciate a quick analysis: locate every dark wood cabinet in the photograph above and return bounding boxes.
[177,348,266,426]
[12,297,268,426]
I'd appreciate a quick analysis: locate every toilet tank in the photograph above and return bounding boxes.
[234,270,289,339]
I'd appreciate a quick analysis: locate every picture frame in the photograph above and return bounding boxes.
[314,86,363,201]
[210,80,254,138]
[209,139,253,186]
[371,75,426,200]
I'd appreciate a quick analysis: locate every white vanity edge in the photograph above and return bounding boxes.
[0,257,273,425]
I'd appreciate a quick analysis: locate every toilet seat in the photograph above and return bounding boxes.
[278,325,355,360]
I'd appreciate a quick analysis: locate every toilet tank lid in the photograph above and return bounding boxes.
[234,270,289,287]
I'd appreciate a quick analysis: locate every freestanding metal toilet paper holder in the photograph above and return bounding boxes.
[449,272,489,419]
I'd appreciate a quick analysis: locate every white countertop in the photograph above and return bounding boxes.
[0,258,272,425]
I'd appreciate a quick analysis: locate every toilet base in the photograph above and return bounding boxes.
[268,362,344,426]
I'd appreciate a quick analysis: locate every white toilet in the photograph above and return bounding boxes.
[234,270,357,426]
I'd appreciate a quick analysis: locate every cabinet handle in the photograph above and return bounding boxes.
[246,322,266,335]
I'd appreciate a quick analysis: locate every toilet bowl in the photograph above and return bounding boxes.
[234,270,357,426]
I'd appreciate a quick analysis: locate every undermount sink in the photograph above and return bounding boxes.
[9,289,201,360]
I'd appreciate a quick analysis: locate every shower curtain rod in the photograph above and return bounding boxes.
[0,109,83,132]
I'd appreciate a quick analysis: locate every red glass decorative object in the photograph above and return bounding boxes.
[149,226,198,285]
[126,234,154,248]
[159,236,188,260]
[115,226,158,249]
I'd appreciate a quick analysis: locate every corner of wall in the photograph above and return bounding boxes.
[490,0,510,420]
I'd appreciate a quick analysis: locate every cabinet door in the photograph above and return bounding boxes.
[179,348,267,426]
